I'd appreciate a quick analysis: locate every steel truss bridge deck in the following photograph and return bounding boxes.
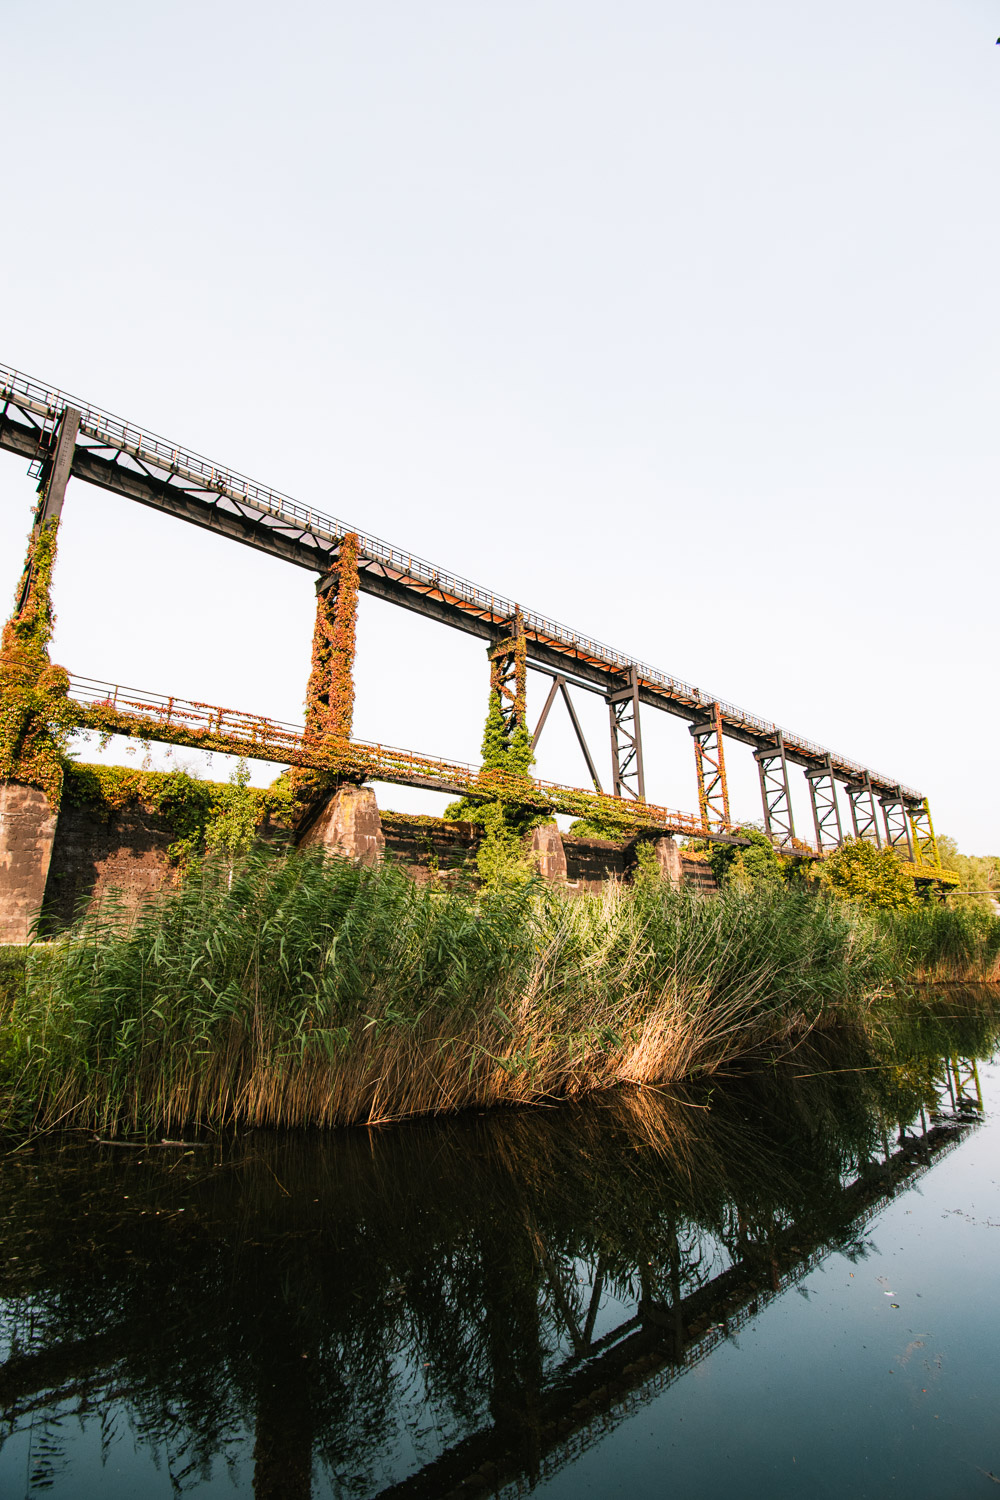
[0,364,922,805]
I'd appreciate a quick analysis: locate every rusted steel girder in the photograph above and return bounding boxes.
[806,756,843,852]
[754,731,795,846]
[691,703,730,832]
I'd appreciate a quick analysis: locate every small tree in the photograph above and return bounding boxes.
[708,827,785,892]
[820,837,918,911]
[205,758,258,882]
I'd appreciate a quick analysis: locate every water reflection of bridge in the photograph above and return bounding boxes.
[0,1048,987,1499]
[375,1108,979,1500]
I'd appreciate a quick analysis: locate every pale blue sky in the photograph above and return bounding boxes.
[2,1,998,849]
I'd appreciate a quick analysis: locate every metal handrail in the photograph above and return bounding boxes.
[4,364,922,799]
[67,675,725,839]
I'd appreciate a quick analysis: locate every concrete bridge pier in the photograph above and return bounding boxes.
[529,823,568,883]
[296,784,385,865]
[0,781,59,943]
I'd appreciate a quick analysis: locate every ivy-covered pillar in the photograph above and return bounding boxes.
[296,533,383,861]
[304,531,359,744]
[0,409,80,941]
[486,607,528,752]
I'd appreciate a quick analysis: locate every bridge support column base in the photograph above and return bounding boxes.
[528,823,567,884]
[297,785,384,866]
[652,836,683,888]
[0,782,58,944]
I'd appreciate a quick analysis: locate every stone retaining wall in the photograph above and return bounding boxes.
[1,777,717,937]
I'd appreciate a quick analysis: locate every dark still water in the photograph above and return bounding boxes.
[2,1008,999,1499]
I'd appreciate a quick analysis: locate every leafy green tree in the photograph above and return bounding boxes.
[708,827,785,892]
[206,759,259,882]
[820,837,918,911]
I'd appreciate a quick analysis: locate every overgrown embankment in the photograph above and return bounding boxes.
[2,848,998,1136]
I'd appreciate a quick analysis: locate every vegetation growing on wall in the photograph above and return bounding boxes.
[0,520,76,805]
[63,761,291,864]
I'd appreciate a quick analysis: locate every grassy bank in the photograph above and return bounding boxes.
[2,848,998,1135]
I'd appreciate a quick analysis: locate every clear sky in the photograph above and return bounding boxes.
[2,1,998,850]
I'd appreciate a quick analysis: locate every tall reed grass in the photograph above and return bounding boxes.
[1,849,996,1135]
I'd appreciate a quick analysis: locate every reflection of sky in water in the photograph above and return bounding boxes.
[0,1034,996,1499]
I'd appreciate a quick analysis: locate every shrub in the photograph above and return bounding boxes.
[820,838,918,911]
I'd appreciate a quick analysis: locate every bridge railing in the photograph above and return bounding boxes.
[66,675,726,841]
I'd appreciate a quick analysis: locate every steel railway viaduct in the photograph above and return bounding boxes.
[0,362,954,936]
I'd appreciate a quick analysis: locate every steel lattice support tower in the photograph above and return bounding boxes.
[845,773,881,846]
[487,608,528,746]
[607,665,645,801]
[304,532,360,743]
[806,755,843,851]
[690,702,730,831]
[908,797,942,869]
[754,731,794,846]
[879,790,914,859]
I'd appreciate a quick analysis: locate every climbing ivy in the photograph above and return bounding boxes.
[444,639,547,884]
[0,520,77,805]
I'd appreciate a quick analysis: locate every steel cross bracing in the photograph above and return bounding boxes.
[690,703,731,832]
[806,756,843,852]
[754,732,795,847]
[0,363,924,807]
[607,666,645,800]
[880,792,915,859]
[845,774,881,846]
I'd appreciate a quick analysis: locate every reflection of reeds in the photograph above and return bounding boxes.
[1,849,997,1134]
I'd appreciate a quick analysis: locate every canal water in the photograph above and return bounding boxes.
[1,1001,998,1499]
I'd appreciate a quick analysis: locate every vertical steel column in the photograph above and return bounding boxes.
[805,755,843,851]
[607,665,645,800]
[304,531,359,742]
[754,731,794,845]
[13,406,81,616]
[690,702,730,831]
[488,607,528,747]
[907,797,942,869]
[845,773,881,845]
[879,789,914,859]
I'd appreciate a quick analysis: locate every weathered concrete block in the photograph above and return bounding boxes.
[653,836,684,888]
[0,782,59,943]
[298,785,384,865]
[529,823,568,884]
